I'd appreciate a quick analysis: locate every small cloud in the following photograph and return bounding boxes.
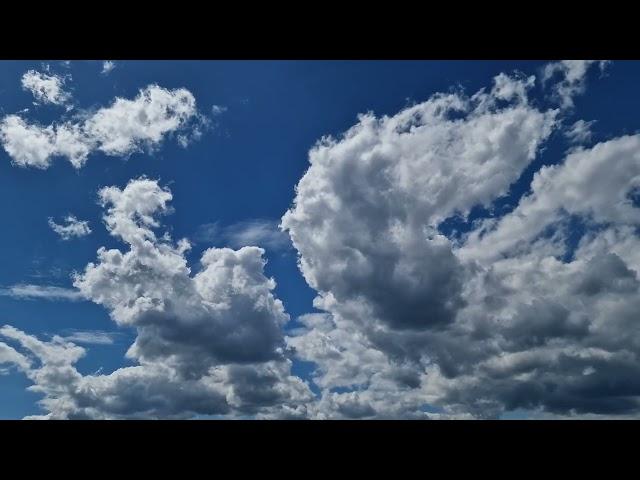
[0,284,84,301]
[541,60,609,110]
[21,69,72,107]
[195,219,291,251]
[101,60,116,75]
[211,105,227,116]
[565,119,596,145]
[58,330,120,345]
[48,215,92,240]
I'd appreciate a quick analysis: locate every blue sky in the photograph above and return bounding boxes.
[1,60,640,419]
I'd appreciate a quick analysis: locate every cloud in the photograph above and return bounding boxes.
[565,119,595,144]
[0,341,31,371]
[282,62,640,419]
[4,60,636,420]
[196,219,291,251]
[101,61,116,75]
[21,70,71,107]
[211,105,227,115]
[0,284,84,301]
[460,134,640,263]
[48,215,92,240]
[0,178,313,419]
[59,330,119,345]
[1,85,203,169]
[542,60,609,109]
[282,72,556,332]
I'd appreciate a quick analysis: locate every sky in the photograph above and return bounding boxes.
[0,60,639,419]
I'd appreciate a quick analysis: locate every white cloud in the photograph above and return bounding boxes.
[0,115,58,168]
[0,341,31,371]
[4,60,636,419]
[460,134,640,263]
[101,61,116,75]
[282,62,640,419]
[59,330,119,345]
[21,70,71,106]
[0,284,84,301]
[0,178,313,419]
[83,85,197,156]
[48,215,92,240]
[565,119,595,144]
[282,72,556,332]
[1,85,203,169]
[542,60,609,109]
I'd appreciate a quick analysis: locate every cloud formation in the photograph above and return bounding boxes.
[542,60,608,109]
[1,85,203,169]
[3,60,637,420]
[282,62,640,419]
[0,178,312,419]
[21,70,71,107]
[48,215,92,240]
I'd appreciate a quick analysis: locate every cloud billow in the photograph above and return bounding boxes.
[284,61,640,419]
[3,59,639,420]
[1,83,205,169]
[0,178,313,419]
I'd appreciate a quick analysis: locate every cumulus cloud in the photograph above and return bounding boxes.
[460,134,640,263]
[48,215,92,240]
[21,70,71,107]
[0,178,313,419]
[1,85,203,169]
[282,62,640,419]
[282,72,557,333]
[4,60,636,420]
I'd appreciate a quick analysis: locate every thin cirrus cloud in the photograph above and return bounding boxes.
[0,82,206,169]
[59,330,120,345]
[48,215,92,240]
[564,119,596,145]
[195,219,292,251]
[3,60,640,420]
[0,284,84,301]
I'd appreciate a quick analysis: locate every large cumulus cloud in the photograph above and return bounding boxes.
[3,59,637,420]
[284,61,640,419]
[0,178,313,419]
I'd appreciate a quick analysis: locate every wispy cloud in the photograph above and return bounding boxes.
[195,219,291,251]
[0,284,84,301]
[101,61,116,75]
[59,330,120,345]
[564,119,595,144]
